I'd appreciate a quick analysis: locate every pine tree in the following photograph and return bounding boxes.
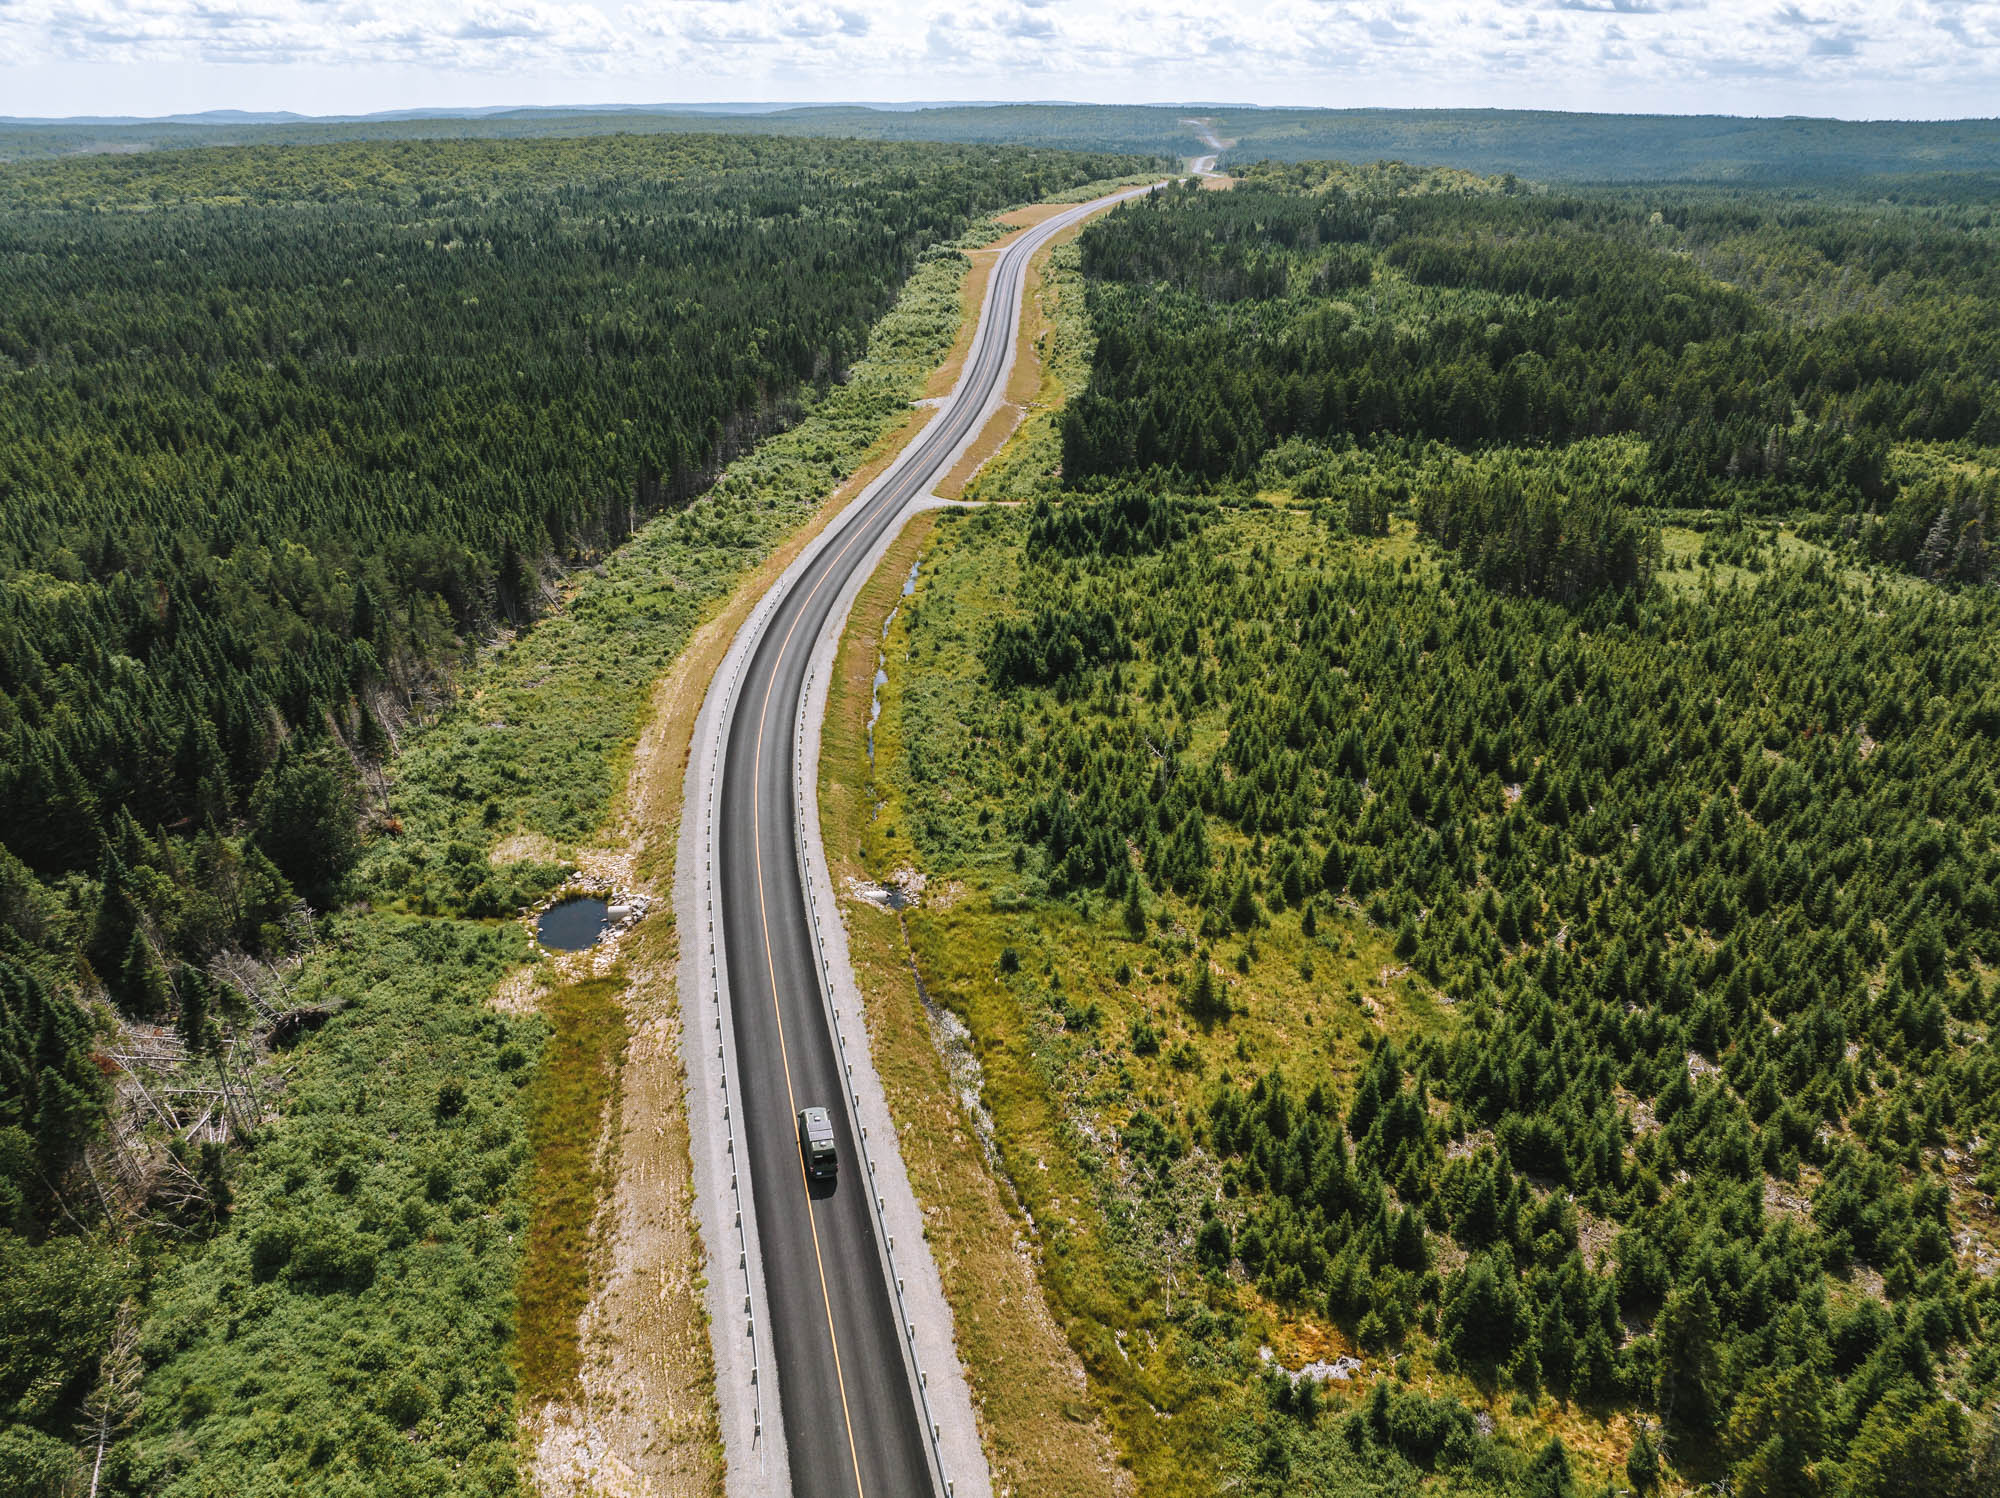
[349,578,382,645]
[1390,1204,1428,1270]
[251,744,357,906]
[1441,1252,1521,1368]
[1916,504,1956,578]
[1123,878,1147,940]
[1394,914,1419,961]
[1186,963,1227,1025]
[1626,1424,1662,1493]
[119,927,171,1018]
[176,965,214,1056]
[1655,1279,1724,1433]
[1229,871,1259,931]
[1843,1388,1970,1498]
[1727,1361,1826,1498]
[1522,1437,1576,1498]
[88,847,137,986]
[0,956,108,1183]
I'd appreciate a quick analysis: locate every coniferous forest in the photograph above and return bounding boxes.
[0,131,1143,1492]
[868,163,2000,1495]
[7,113,2000,1498]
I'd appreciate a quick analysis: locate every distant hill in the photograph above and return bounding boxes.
[3,102,1997,184]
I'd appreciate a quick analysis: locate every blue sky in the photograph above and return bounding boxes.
[3,0,1996,120]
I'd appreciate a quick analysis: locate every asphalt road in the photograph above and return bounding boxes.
[712,185,1152,1498]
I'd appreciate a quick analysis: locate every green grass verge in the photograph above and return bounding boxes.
[966,238,1094,505]
[513,970,629,1403]
[824,514,1133,1497]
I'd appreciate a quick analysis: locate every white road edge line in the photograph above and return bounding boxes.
[675,182,1163,1498]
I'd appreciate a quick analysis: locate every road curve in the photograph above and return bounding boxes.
[681,181,1158,1498]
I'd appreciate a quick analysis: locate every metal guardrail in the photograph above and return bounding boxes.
[703,191,1147,1494]
[701,520,954,1495]
[794,657,956,1498]
[702,583,792,1454]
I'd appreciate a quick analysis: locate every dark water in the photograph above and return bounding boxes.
[538,896,609,950]
[867,663,888,765]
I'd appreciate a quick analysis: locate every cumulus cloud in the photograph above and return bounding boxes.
[2,0,1997,112]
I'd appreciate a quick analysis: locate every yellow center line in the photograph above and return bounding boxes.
[736,206,1095,1496]
[751,500,891,1498]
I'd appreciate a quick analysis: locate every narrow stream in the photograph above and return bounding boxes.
[858,553,1020,1204]
[865,560,921,772]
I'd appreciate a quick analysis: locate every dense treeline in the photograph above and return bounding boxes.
[1863,462,1998,583]
[1414,461,1660,601]
[0,130,1130,954]
[1060,173,1999,530]
[8,106,2000,187]
[0,131,1140,1485]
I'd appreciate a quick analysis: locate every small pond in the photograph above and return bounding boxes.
[538,896,609,951]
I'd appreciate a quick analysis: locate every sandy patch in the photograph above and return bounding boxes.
[524,927,716,1498]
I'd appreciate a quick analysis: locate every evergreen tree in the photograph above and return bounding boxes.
[0,959,105,1206]
[1727,1361,1826,1498]
[1522,1437,1578,1498]
[1186,964,1228,1025]
[1123,878,1147,939]
[1229,871,1260,931]
[1654,1280,1724,1433]
[1626,1425,1661,1493]
[118,928,171,1018]
[251,745,357,907]
[1844,1388,1971,1498]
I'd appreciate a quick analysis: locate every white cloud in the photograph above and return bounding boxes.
[9,0,622,68]
[2,0,1997,115]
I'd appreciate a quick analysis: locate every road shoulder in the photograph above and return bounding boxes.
[526,210,1005,1498]
[666,184,1147,1498]
[819,514,1132,1498]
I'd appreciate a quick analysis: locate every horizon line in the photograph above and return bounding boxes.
[7,100,2000,128]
